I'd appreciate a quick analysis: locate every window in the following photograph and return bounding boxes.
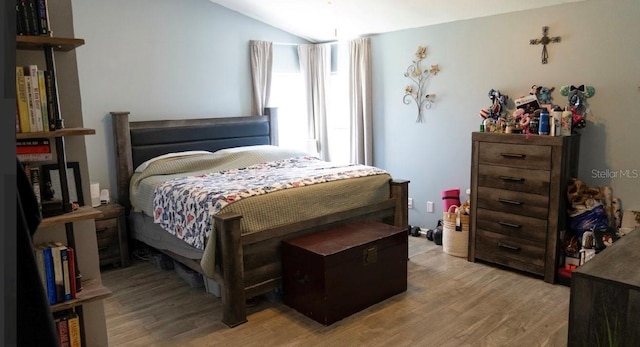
[270,72,308,153]
[326,71,350,164]
[270,43,350,163]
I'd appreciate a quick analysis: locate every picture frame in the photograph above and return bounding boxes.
[41,161,84,206]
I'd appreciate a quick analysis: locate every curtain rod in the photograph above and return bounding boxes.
[272,42,300,46]
[272,41,339,46]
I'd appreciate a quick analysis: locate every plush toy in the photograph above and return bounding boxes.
[537,86,555,105]
[530,85,555,105]
[560,84,595,129]
[479,89,509,119]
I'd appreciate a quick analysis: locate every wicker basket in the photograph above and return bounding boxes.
[442,205,469,258]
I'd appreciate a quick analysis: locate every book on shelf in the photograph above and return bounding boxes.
[16,65,56,133]
[26,65,45,132]
[26,0,40,36]
[36,0,50,36]
[35,243,78,305]
[17,138,52,162]
[49,242,66,303]
[60,247,72,301]
[37,70,50,131]
[54,312,70,347]
[34,245,48,296]
[15,66,30,133]
[26,165,42,213]
[16,0,50,36]
[67,247,77,299]
[16,0,32,36]
[43,70,57,131]
[24,71,43,132]
[66,311,81,347]
[42,246,57,305]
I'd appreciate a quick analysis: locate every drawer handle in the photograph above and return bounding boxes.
[499,176,525,182]
[498,221,522,228]
[497,242,521,251]
[96,227,108,233]
[500,153,526,159]
[498,198,523,206]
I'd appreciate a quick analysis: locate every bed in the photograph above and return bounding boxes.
[111,109,409,327]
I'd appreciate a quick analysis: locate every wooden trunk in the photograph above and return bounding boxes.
[282,221,408,325]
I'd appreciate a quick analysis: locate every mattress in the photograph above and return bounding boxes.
[128,145,392,276]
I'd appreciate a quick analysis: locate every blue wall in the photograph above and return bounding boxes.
[72,0,308,196]
[370,0,640,228]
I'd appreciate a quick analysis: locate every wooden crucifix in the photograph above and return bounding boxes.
[530,26,561,64]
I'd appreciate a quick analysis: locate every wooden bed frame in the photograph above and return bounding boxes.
[111,110,409,327]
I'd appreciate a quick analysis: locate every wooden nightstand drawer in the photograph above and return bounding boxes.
[478,164,550,194]
[95,204,130,267]
[96,218,118,250]
[476,186,549,219]
[476,208,547,244]
[96,217,117,231]
[478,142,551,170]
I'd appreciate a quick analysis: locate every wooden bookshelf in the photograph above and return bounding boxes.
[17,35,85,51]
[17,6,109,341]
[50,279,112,313]
[39,206,103,229]
[16,127,96,139]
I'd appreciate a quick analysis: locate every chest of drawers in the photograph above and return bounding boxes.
[469,132,580,283]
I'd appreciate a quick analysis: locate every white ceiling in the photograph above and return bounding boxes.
[210,0,583,42]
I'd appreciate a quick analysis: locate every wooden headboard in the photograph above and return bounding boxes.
[111,108,278,212]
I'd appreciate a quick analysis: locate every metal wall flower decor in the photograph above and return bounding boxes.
[403,45,439,122]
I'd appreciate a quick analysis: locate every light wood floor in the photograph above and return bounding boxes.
[102,237,570,347]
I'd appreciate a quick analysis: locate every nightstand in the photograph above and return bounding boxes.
[95,203,130,267]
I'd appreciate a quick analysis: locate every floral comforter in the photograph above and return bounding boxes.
[151,155,387,250]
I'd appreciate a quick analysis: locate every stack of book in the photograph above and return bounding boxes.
[17,138,52,162]
[16,0,51,36]
[34,242,78,306]
[16,65,57,134]
[54,309,82,347]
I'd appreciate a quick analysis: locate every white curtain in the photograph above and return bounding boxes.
[297,44,331,161]
[250,40,273,115]
[349,37,373,165]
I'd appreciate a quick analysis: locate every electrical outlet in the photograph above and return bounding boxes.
[408,198,413,209]
[427,201,434,213]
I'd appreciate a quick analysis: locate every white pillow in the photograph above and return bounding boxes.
[214,145,277,155]
[134,151,213,173]
[215,145,308,157]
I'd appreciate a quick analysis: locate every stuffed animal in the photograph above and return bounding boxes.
[560,84,595,129]
[480,89,508,119]
[537,86,555,105]
[567,178,602,215]
[530,85,555,105]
